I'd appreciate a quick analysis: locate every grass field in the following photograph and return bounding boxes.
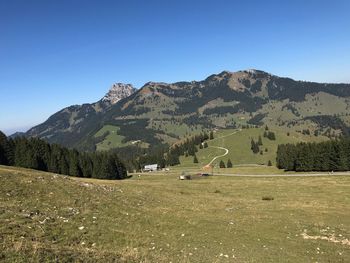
[94,125,130,151]
[179,127,326,168]
[1,165,349,262]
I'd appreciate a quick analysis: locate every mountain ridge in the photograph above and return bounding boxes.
[19,69,350,151]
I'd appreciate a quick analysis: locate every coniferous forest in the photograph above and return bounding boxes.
[0,131,127,179]
[276,138,350,171]
[0,130,212,177]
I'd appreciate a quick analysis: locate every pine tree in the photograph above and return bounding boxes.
[193,155,198,163]
[209,131,214,140]
[227,159,233,168]
[68,150,82,177]
[219,160,226,168]
[251,139,259,154]
[268,160,272,166]
[258,136,263,146]
[0,131,8,165]
[203,142,208,148]
[267,131,276,140]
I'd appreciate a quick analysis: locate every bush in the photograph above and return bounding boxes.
[262,196,274,201]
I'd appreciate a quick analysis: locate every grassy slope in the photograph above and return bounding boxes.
[94,125,130,151]
[1,166,349,262]
[179,127,326,169]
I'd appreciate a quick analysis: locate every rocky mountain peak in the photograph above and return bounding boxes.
[240,69,272,78]
[102,83,136,105]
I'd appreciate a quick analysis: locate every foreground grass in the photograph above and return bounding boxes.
[1,165,349,262]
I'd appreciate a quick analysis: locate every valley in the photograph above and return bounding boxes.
[3,2,350,262]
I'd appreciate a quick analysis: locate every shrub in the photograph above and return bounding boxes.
[262,196,274,201]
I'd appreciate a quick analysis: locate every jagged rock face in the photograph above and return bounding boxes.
[102,83,136,105]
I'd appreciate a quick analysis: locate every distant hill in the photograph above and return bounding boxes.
[22,69,350,150]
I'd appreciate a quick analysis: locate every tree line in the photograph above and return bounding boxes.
[0,131,127,179]
[276,138,350,171]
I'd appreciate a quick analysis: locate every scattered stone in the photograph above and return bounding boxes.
[78,226,85,230]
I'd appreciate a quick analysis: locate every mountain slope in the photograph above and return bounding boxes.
[24,69,350,150]
[25,83,136,148]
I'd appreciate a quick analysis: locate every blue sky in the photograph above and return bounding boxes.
[1,0,350,134]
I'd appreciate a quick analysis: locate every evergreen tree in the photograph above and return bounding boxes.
[267,131,276,140]
[227,159,233,168]
[0,131,8,165]
[258,136,263,146]
[203,142,208,148]
[193,155,198,163]
[79,153,93,178]
[251,139,259,154]
[59,148,70,175]
[209,131,214,140]
[268,160,272,166]
[219,160,226,168]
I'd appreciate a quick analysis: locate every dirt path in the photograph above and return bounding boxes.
[204,129,241,166]
[210,129,242,142]
[206,146,229,166]
[214,172,350,177]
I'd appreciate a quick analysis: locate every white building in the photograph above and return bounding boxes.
[143,164,159,172]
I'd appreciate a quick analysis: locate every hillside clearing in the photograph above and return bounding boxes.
[179,127,326,168]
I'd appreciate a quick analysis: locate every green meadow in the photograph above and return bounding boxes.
[1,165,349,262]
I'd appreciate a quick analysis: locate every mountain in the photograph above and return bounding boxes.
[23,69,350,150]
[24,83,136,148]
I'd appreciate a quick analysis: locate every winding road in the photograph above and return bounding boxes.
[204,129,241,167]
[206,146,229,166]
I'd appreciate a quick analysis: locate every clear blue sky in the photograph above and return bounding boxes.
[1,0,350,135]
